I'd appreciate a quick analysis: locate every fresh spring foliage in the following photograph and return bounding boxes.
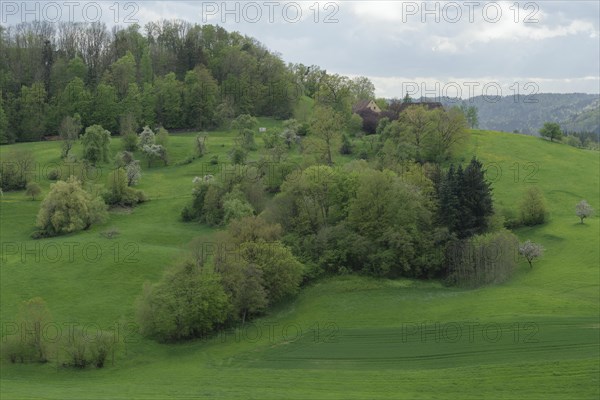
[102,168,146,207]
[34,176,107,237]
[519,187,548,226]
[81,125,111,164]
[136,262,230,342]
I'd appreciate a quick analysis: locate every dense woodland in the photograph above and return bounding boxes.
[0,20,382,143]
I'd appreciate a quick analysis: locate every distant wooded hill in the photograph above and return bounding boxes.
[421,93,599,135]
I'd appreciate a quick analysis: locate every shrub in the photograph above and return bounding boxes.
[181,204,197,222]
[0,150,34,191]
[376,117,391,135]
[519,186,547,226]
[237,178,267,213]
[47,169,61,181]
[3,336,31,364]
[2,298,51,363]
[297,122,310,136]
[141,144,168,166]
[182,180,225,225]
[136,262,231,342]
[564,135,582,148]
[223,197,254,223]
[258,160,298,194]
[62,329,89,369]
[125,161,142,186]
[138,126,155,147]
[156,127,169,147]
[231,114,258,150]
[89,332,115,368]
[116,152,142,186]
[339,134,353,155]
[25,182,41,200]
[196,135,207,157]
[60,328,116,369]
[501,207,523,229]
[229,147,247,165]
[446,230,519,288]
[122,132,138,151]
[263,130,282,149]
[35,176,107,237]
[103,168,146,206]
[348,113,363,136]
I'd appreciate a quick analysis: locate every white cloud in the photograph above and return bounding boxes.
[347,1,599,54]
[350,1,411,22]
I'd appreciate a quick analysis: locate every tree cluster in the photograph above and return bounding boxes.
[436,158,494,239]
[0,21,299,142]
[2,297,116,369]
[377,106,469,164]
[137,215,304,341]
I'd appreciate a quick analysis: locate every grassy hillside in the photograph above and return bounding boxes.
[0,128,598,399]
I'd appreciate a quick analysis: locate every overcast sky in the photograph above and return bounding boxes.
[2,1,599,98]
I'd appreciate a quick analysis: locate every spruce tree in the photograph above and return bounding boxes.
[457,158,493,238]
[437,158,493,239]
[438,165,458,232]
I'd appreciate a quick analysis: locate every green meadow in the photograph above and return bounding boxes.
[0,126,598,399]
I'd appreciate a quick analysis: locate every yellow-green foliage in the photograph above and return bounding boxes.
[35,176,107,237]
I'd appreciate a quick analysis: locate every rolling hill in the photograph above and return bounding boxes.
[433,93,600,135]
[0,126,598,399]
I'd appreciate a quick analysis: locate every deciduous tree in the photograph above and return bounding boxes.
[539,122,562,142]
[81,125,111,164]
[35,176,107,237]
[519,187,547,226]
[309,106,343,165]
[59,114,82,158]
[575,200,594,224]
[25,182,41,200]
[519,240,544,268]
[136,262,230,342]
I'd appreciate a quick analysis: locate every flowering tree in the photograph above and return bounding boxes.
[518,240,544,268]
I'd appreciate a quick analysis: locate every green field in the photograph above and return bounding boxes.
[1,127,598,399]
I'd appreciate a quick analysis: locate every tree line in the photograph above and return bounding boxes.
[0,20,377,144]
